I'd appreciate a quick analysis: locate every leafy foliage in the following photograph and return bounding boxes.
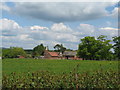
[32,44,45,57]
[2,47,26,58]
[2,59,119,88]
[54,44,66,53]
[77,35,113,60]
[113,36,120,59]
[2,70,119,88]
[0,48,2,57]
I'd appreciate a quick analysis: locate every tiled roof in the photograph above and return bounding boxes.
[48,52,59,56]
[63,51,77,56]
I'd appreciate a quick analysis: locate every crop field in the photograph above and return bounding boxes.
[3,59,118,75]
[2,59,119,88]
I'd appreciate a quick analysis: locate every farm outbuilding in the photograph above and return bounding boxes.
[63,51,77,59]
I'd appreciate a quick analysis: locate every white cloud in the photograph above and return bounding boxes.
[51,23,72,32]
[1,18,80,49]
[55,33,79,43]
[19,34,33,41]
[1,18,118,49]
[100,27,118,30]
[77,24,96,36]
[0,18,21,37]
[0,18,20,30]
[7,2,117,22]
[98,27,118,39]
[30,25,48,30]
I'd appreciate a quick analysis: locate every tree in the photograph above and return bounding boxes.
[2,49,11,58]
[95,35,113,60]
[77,35,112,60]
[77,36,97,60]
[113,36,120,59]
[54,44,66,53]
[2,47,26,58]
[32,44,45,57]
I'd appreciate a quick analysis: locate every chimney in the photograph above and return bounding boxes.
[46,46,49,50]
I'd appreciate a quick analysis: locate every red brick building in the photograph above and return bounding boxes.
[44,50,60,59]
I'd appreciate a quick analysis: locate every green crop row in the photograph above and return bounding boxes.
[2,69,119,89]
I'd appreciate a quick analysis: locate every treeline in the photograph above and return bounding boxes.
[2,35,120,60]
[77,35,120,60]
[2,44,67,58]
[2,47,27,58]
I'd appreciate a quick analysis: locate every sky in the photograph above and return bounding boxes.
[0,2,119,50]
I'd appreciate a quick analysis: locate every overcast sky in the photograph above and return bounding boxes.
[0,2,119,49]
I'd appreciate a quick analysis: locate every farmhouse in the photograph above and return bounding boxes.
[44,50,60,59]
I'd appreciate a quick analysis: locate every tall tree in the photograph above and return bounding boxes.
[54,44,66,53]
[77,35,112,60]
[77,36,97,60]
[33,44,45,57]
[113,36,120,59]
[95,35,113,60]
